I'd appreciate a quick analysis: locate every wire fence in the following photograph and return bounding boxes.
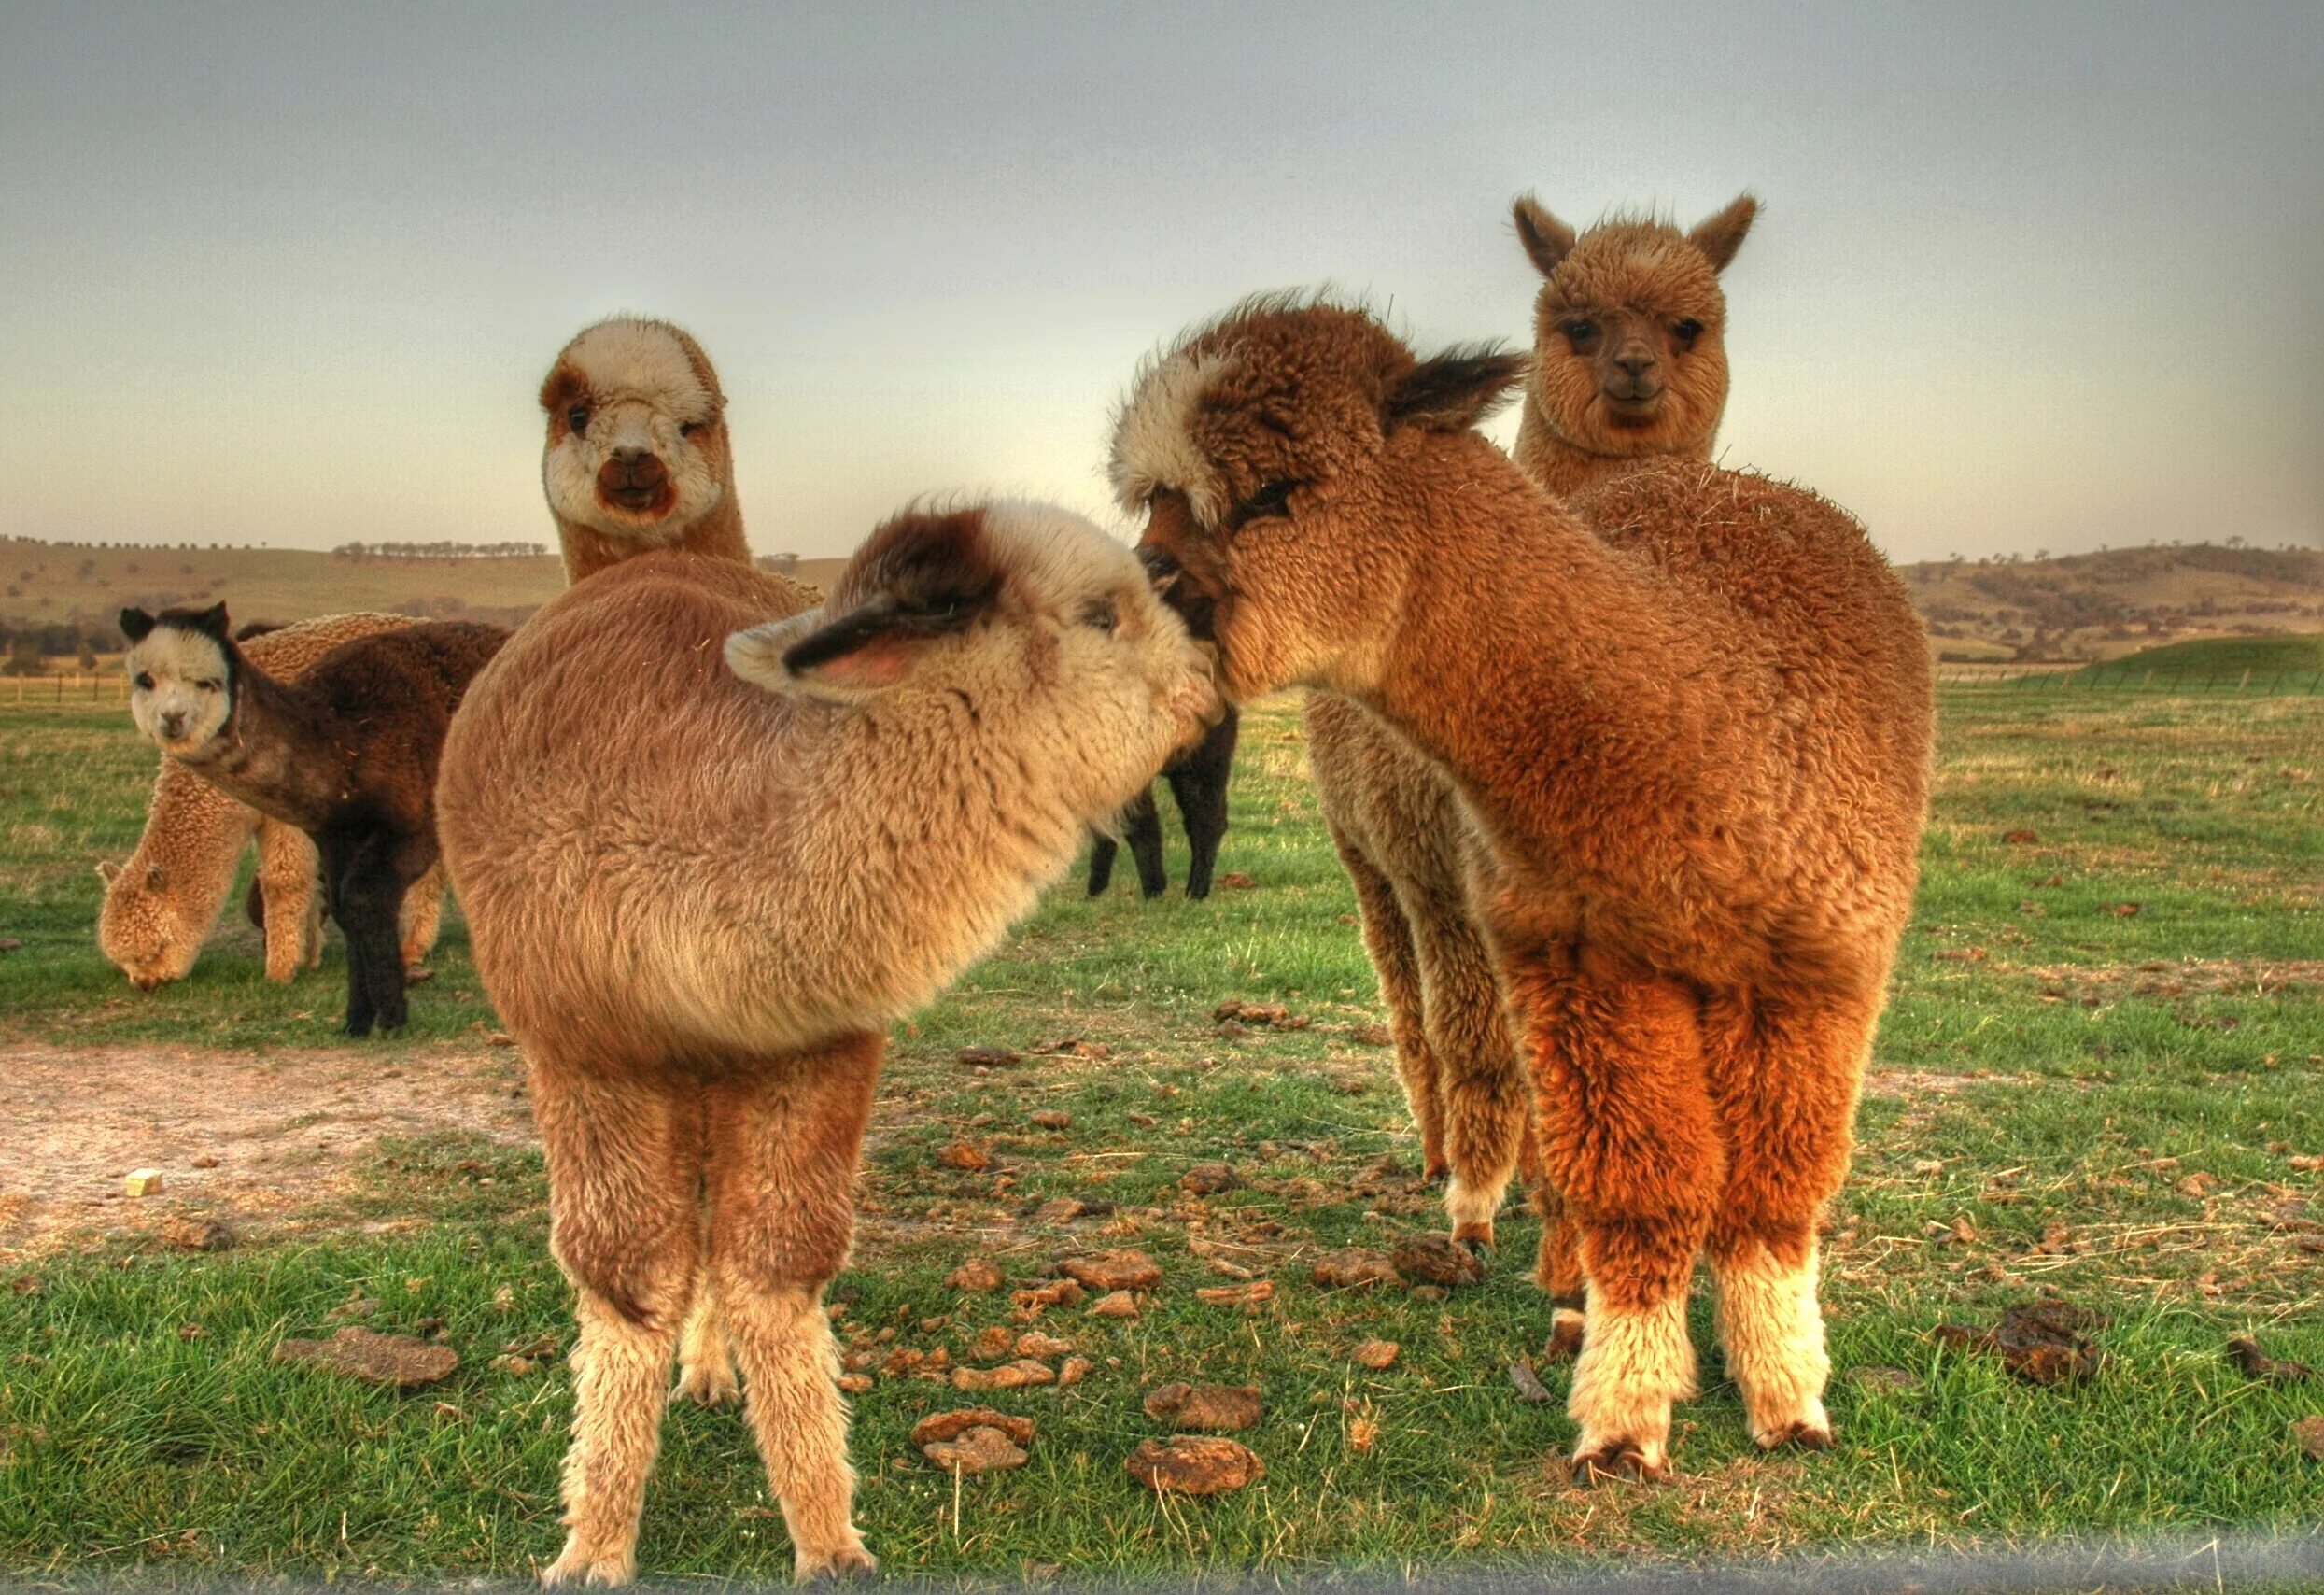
[4,672,130,707]
[1937,664,2324,696]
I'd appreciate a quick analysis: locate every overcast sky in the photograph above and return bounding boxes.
[3,2,2318,562]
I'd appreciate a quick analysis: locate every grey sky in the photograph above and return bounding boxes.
[3,1,2317,560]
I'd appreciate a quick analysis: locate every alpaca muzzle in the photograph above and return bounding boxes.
[598,450,672,514]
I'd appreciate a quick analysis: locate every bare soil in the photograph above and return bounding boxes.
[0,1042,529,1261]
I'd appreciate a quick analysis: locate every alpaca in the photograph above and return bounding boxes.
[97,611,448,989]
[1112,299,1931,1482]
[538,316,752,584]
[436,502,1217,1586]
[1086,705,1239,898]
[120,604,508,1036]
[1302,195,1757,1264]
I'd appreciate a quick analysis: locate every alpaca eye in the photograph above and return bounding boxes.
[680,420,703,437]
[1081,598,1119,634]
[1673,318,1704,346]
[1243,480,1296,519]
[1563,319,1599,350]
[568,407,590,435]
[134,673,153,690]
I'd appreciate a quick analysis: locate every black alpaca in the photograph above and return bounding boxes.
[1087,705,1239,899]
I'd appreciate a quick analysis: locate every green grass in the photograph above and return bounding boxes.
[2,689,2321,1582]
[2070,632,2324,685]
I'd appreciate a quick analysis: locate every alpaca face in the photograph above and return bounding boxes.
[1514,195,1754,462]
[122,609,235,755]
[95,857,192,989]
[727,501,1221,820]
[1110,300,1523,700]
[539,318,731,546]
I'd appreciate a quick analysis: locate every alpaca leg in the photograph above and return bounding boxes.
[1518,1114,1585,1303]
[1406,887,1524,1249]
[1123,789,1169,898]
[256,822,318,983]
[330,840,411,1036]
[1168,715,1234,901]
[399,860,446,969]
[1332,834,1446,1181]
[704,1033,882,1580]
[1704,987,1875,1451]
[1086,831,1120,897]
[533,1062,702,1588]
[1507,946,1722,1482]
[672,1258,738,1406]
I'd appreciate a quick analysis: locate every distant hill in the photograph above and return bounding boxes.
[5,532,2317,667]
[1895,543,2323,663]
[0,537,847,654]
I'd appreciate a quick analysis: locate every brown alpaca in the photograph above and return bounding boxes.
[436,504,1217,1586]
[1301,196,1757,1266]
[98,612,446,989]
[537,317,751,584]
[121,604,508,1036]
[1112,299,1931,1481]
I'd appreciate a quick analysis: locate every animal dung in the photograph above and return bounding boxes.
[1933,1301,2106,1386]
[272,1326,458,1389]
[1060,1249,1162,1292]
[946,1260,1007,1293]
[1311,1248,1402,1290]
[1390,1233,1487,1288]
[1127,1435,1265,1494]
[1143,1382,1262,1433]
[1350,1339,1400,1371]
[911,1408,1035,1474]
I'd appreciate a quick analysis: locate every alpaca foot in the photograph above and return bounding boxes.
[1452,1221,1495,1263]
[795,1542,878,1583]
[673,1356,739,1407]
[404,964,436,987]
[1750,1397,1832,1453]
[541,1538,634,1588]
[1569,1435,1668,1486]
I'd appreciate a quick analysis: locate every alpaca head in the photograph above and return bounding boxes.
[726,501,1221,819]
[1110,297,1525,699]
[1512,193,1754,462]
[121,603,239,755]
[95,856,191,990]
[539,318,733,549]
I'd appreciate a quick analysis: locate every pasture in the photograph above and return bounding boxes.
[1,685,2320,1580]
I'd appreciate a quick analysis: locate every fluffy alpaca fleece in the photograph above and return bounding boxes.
[1112,299,1931,1482]
[121,605,507,1036]
[98,612,446,989]
[1087,704,1240,899]
[1299,196,1758,1262]
[538,317,753,584]
[435,503,1217,1587]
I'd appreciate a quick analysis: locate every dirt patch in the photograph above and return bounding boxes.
[2021,958,2324,1000]
[0,1042,529,1262]
[1861,1068,2033,1099]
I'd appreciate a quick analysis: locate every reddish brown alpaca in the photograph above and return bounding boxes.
[1112,300,1931,1481]
[1303,195,1756,1266]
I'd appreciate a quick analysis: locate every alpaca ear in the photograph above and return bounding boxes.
[145,862,167,890]
[195,602,231,638]
[95,859,122,884]
[120,607,155,643]
[1383,346,1529,433]
[1689,192,1758,274]
[1512,194,1577,278]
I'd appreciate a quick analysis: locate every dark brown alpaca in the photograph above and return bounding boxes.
[1301,195,1758,1269]
[1112,299,1931,1483]
[121,602,508,1036]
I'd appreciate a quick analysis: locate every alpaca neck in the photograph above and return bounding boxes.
[176,654,348,833]
[1511,390,1715,501]
[556,487,751,585]
[1350,438,1718,856]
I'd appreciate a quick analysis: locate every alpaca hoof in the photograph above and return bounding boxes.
[1421,1163,1450,1188]
[541,1542,634,1588]
[1570,1440,1666,1486]
[673,1361,739,1407]
[404,964,436,987]
[796,1543,878,1583]
[1451,1222,1495,1263]
[1754,1418,1833,1452]
[343,1017,374,1038]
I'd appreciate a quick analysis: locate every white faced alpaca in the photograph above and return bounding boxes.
[123,604,233,755]
[538,317,748,582]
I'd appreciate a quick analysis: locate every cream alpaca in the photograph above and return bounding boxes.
[98,612,445,989]
[1302,195,1756,1266]
[437,503,1217,1586]
[1115,299,1930,1483]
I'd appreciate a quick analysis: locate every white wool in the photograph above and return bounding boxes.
[1108,350,1232,529]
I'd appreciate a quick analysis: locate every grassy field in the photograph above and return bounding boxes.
[1,686,2321,1582]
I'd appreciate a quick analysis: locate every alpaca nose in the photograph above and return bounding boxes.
[1613,347,1657,381]
[602,450,668,491]
[160,711,186,739]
